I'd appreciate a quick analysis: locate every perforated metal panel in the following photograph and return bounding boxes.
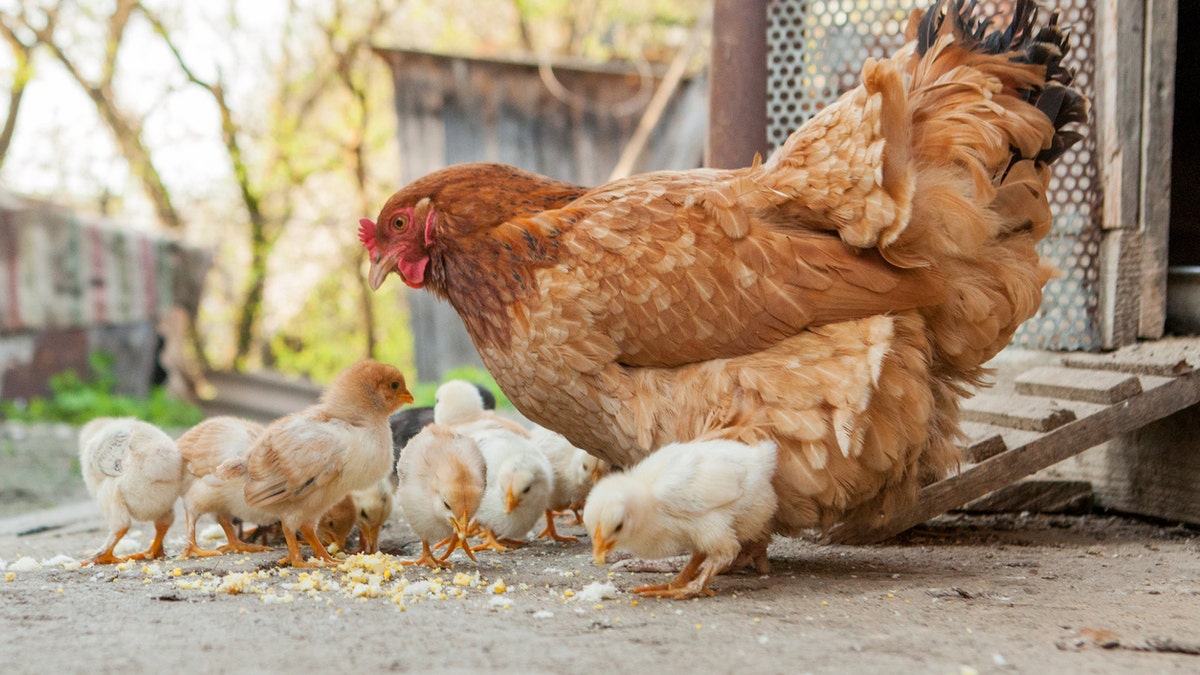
[766,0,1102,350]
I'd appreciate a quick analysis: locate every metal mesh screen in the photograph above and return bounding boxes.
[765,0,1102,350]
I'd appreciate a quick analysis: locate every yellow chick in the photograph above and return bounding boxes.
[395,424,485,567]
[78,417,186,565]
[529,425,608,542]
[218,360,413,567]
[470,427,555,552]
[433,379,530,438]
[176,416,274,558]
[585,438,778,599]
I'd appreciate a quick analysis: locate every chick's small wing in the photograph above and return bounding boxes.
[650,447,749,520]
[244,416,346,508]
[542,172,944,370]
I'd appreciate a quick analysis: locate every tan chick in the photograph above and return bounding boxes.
[176,416,275,558]
[529,424,609,542]
[78,417,186,565]
[350,479,394,554]
[585,438,778,599]
[217,360,413,567]
[395,424,486,567]
[317,494,357,554]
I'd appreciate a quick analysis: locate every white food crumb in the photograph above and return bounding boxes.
[199,524,226,543]
[402,580,436,596]
[9,557,42,571]
[488,595,513,610]
[113,538,142,556]
[758,636,769,645]
[41,554,76,567]
[576,581,619,603]
[532,610,555,619]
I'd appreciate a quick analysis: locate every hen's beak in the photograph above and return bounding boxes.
[451,512,478,563]
[504,487,519,514]
[367,253,398,291]
[592,530,613,565]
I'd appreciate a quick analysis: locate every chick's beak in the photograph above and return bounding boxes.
[398,389,415,405]
[450,512,478,563]
[592,530,613,565]
[504,486,519,514]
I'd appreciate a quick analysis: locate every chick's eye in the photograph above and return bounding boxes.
[394,215,408,231]
[390,381,399,390]
[614,522,623,533]
[442,500,451,510]
[523,485,531,494]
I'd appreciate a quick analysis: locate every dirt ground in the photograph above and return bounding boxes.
[2,499,1198,674]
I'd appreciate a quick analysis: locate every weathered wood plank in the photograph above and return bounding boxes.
[829,370,1200,544]
[961,480,1094,515]
[960,393,1082,432]
[1138,0,1177,339]
[1062,338,1200,377]
[1014,366,1143,404]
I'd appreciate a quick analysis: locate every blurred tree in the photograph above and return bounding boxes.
[0,6,45,171]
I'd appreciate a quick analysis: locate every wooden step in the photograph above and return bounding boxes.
[1014,366,1142,404]
[828,367,1200,545]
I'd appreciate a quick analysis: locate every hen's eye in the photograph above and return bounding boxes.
[394,215,408,231]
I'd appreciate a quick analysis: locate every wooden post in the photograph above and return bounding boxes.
[706,0,768,169]
[1096,0,1147,348]
[1137,0,1178,338]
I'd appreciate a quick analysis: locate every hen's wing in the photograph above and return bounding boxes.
[243,415,346,508]
[538,172,943,370]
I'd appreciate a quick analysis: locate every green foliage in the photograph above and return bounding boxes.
[0,353,204,428]
[268,267,416,384]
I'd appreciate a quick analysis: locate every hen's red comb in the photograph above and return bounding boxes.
[358,218,376,252]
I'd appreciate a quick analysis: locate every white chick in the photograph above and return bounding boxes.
[349,479,394,554]
[433,379,530,438]
[470,427,554,552]
[78,417,186,565]
[396,424,486,567]
[584,438,778,599]
[529,425,608,542]
[218,360,413,567]
[176,416,274,558]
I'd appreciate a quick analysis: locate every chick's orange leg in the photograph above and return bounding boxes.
[632,553,710,598]
[470,528,512,553]
[299,523,339,564]
[125,518,172,561]
[537,510,579,543]
[402,540,451,568]
[278,524,327,567]
[215,515,269,554]
[179,510,222,559]
[84,526,129,566]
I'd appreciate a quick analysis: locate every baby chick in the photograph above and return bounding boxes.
[433,379,529,438]
[349,479,394,554]
[78,417,186,565]
[176,416,274,558]
[470,427,555,552]
[219,360,413,567]
[395,424,486,567]
[584,438,778,599]
[317,494,357,554]
[529,425,608,542]
[388,381,496,476]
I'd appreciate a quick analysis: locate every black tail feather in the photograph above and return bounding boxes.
[916,0,1089,165]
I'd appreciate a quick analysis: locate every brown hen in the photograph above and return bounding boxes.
[361,1,1086,549]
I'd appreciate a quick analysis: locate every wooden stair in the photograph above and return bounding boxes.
[829,342,1200,544]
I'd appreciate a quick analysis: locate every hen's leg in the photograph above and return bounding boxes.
[216,515,270,554]
[537,510,579,543]
[126,515,172,561]
[84,526,129,566]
